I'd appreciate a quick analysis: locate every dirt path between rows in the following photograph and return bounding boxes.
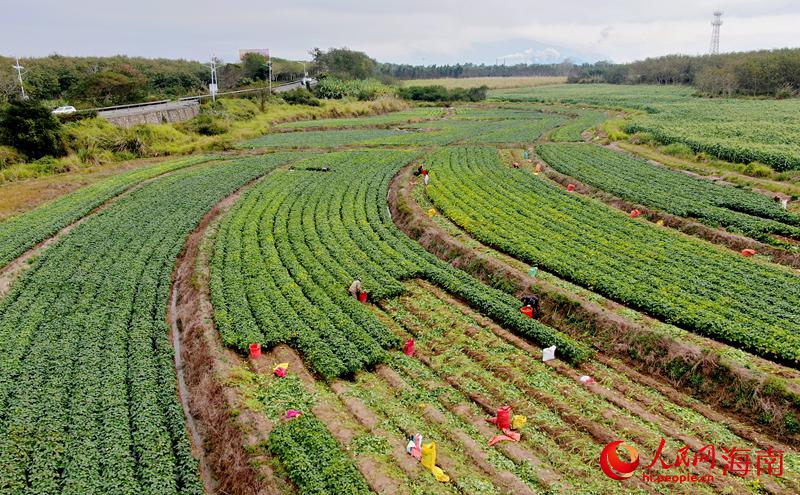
[168,174,291,495]
[388,162,800,444]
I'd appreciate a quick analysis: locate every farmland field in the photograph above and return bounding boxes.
[535,144,800,245]
[491,84,800,170]
[1,94,799,495]
[400,76,567,89]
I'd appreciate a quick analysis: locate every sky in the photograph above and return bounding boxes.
[2,0,799,65]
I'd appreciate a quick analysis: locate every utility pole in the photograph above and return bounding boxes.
[12,56,28,100]
[709,11,723,55]
[268,58,273,93]
[209,56,218,102]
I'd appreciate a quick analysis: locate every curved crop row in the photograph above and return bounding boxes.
[0,153,300,493]
[267,413,372,494]
[276,108,444,129]
[425,146,800,364]
[537,143,800,244]
[211,150,589,379]
[548,109,607,142]
[491,84,800,171]
[463,116,565,144]
[0,155,213,268]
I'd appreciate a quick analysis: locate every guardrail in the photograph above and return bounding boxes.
[178,80,304,102]
[79,80,307,113]
[83,99,172,113]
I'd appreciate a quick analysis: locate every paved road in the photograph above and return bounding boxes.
[95,79,313,118]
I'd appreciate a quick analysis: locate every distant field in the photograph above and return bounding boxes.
[492,84,800,171]
[400,76,566,89]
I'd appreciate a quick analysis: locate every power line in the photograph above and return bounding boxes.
[709,11,723,55]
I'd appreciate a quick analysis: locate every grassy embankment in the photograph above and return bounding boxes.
[0,97,409,215]
[0,96,409,185]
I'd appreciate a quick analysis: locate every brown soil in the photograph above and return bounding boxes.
[388,162,800,443]
[261,344,407,495]
[169,180,288,495]
[0,156,176,219]
[374,365,537,495]
[398,292,756,495]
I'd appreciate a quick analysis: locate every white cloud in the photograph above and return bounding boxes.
[501,47,563,64]
[1,0,799,63]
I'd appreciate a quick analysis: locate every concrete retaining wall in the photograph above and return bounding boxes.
[99,101,200,128]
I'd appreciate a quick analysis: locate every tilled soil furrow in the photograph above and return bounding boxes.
[261,344,408,495]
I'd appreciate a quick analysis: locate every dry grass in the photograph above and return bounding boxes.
[0,157,171,220]
[400,76,566,89]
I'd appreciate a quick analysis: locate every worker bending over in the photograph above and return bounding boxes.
[520,294,541,319]
[349,279,363,299]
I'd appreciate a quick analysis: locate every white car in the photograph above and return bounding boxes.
[52,106,77,115]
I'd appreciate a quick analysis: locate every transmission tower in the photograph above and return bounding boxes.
[12,56,28,100]
[709,11,723,55]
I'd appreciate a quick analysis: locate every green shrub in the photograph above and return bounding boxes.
[0,99,65,159]
[313,77,394,100]
[0,145,23,169]
[742,161,773,178]
[280,88,321,106]
[626,132,653,145]
[398,85,488,102]
[186,114,228,136]
[214,98,259,121]
[660,142,695,159]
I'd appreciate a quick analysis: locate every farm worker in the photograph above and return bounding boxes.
[414,165,424,176]
[520,294,541,318]
[348,279,363,299]
[423,173,430,186]
[421,442,450,482]
[523,150,530,160]
[774,195,789,209]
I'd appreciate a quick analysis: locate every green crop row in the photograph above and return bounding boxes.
[268,414,372,495]
[425,146,800,364]
[276,108,444,129]
[237,128,406,149]
[536,143,800,244]
[463,117,565,144]
[547,109,607,142]
[0,153,301,493]
[452,107,551,120]
[211,150,589,379]
[241,107,586,149]
[491,84,800,170]
[0,155,214,268]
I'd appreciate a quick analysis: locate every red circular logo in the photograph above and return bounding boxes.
[600,441,640,480]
